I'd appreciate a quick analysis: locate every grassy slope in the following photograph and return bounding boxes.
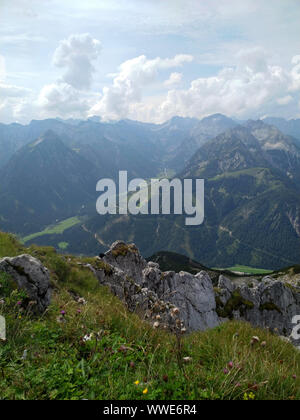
[21,217,81,244]
[221,265,273,275]
[0,232,299,400]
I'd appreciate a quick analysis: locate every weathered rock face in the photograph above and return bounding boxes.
[103,241,147,283]
[93,241,220,332]
[142,265,219,331]
[0,254,51,313]
[216,275,300,344]
[86,241,300,342]
[94,262,180,329]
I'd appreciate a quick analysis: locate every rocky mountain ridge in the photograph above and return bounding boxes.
[3,240,298,347]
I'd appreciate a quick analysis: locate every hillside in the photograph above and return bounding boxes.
[0,231,299,400]
[75,123,300,270]
[0,130,99,234]
[1,117,300,270]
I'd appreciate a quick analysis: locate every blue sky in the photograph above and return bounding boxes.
[1,0,300,123]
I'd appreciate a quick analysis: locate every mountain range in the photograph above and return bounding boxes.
[0,114,299,270]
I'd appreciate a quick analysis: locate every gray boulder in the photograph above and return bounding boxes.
[93,242,220,332]
[103,241,147,283]
[0,254,51,313]
[216,275,300,342]
[143,265,219,331]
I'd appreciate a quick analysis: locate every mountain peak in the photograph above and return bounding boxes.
[30,130,63,148]
[202,113,230,122]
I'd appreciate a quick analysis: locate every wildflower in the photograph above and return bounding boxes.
[223,368,229,375]
[78,297,87,305]
[129,361,135,368]
[250,336,260,345]
[171,307,180,316]
[261,341,267,347]
[56,316,66,324]
[181,327,187,334]
[18,315,22,319]
[292,374,297,380]
[143,388,148,395]
[17,301,22,305]
[243,392,255,400]
[175,318,181,327]
[228,361,234,369]
[77,309,82,314]
[163,375,169,382]
[183,357,192,363]
[60,310,66,316]
[0,299,4,305]
[83,333,93,342]
[134,380,140,385]
[153,321,160,329]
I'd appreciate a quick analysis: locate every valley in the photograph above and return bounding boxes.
[1,114,300,270]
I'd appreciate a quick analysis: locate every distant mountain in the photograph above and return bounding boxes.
[0,119,71,168]
[182,121,300,183]
[1,116,299,270]
[0,130,99,234]
[72,121,300,270]
[263,117,300,142]
[0,114,237,175]
[245,120,300,183]
[160,114,238,171]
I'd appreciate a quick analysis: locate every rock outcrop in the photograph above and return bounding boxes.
[216,275,300,345]
[93,241,219,331]
[92,242,300,345]
[0,254,51,313]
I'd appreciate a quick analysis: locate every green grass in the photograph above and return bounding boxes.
[0,231,299,400]
[21,217,81,244]
[58,242,69,250]
[0,233,25,258]
[223,265,274,275]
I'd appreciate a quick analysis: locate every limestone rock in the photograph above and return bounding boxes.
[0,254,51,313]
[216,275,300,341]
[94,241,220,332]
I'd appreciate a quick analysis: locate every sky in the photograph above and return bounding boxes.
[1,0,300,124]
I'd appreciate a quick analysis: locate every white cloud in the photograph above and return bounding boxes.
[88,47,300,123]
[38,82,90,118]
[137,49,300,122]
[52,33,102,90]
[0,55,35,123]
[290,55,300,92]
[90,54,193,120]
[164,72,183,87]
[34,33,102,120]
[0,83,31,98]
[0,88,34,123]
[0,55,6,82]
[277,95,293,106]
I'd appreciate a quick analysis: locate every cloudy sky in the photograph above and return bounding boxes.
[1,0,300,124]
